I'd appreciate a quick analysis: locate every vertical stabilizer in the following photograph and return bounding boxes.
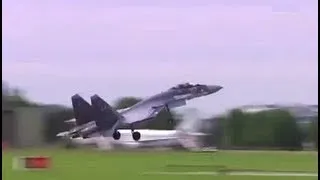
[71,94,93,126]
[90,94,120,131]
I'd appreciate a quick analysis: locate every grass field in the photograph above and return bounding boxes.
[2,149,318,180]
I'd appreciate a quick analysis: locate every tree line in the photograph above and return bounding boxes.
[202,109,318,150]
[2,81,318,150]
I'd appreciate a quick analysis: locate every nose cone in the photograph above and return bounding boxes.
[207,85,223,94]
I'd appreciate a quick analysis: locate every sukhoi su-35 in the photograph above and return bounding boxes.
[57,83,223,141]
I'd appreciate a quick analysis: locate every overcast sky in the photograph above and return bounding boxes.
[2,0,318,117]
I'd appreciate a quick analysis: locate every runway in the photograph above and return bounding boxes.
[143,171,318,177]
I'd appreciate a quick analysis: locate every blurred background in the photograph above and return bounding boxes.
[2,0,318,152]
[2,81,318,151]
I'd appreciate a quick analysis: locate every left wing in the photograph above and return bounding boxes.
[149,99,186,116]
[121,106,165,125]
[122,99,186,125]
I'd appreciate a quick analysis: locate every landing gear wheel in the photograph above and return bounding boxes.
[113,130,121,140]
[132,131,141,141]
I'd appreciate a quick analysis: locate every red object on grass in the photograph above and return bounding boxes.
[24,157,51,169]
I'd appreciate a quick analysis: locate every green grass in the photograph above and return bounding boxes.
[2,149,318,180]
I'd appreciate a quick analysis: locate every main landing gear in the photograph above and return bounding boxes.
[131,126,141,141]
[132,131,141,141]
[165,105,174,124]
[130,125,141,141]
[112,129,141,141]
[112,130,121,140]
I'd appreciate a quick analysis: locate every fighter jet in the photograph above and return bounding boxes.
[58,83,222,141]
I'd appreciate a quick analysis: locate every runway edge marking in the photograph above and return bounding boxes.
[142,171,318,177]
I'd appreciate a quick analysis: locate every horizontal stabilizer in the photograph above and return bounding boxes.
[65,119,76,123]
[56,131,69,137]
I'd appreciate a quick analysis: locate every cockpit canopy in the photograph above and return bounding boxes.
[168,83,222,96]
[170,83,197,90]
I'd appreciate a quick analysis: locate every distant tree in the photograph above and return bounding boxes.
[271,110,303,150]
[308,116,318,149]
[219,108,303,150]
[298,123,312,144]
[240,111,275,147]
[224,109,246,146]
[201,116,226,147]
[113,97,142,110]
[44,107,74,143]
[2,81,36,108]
